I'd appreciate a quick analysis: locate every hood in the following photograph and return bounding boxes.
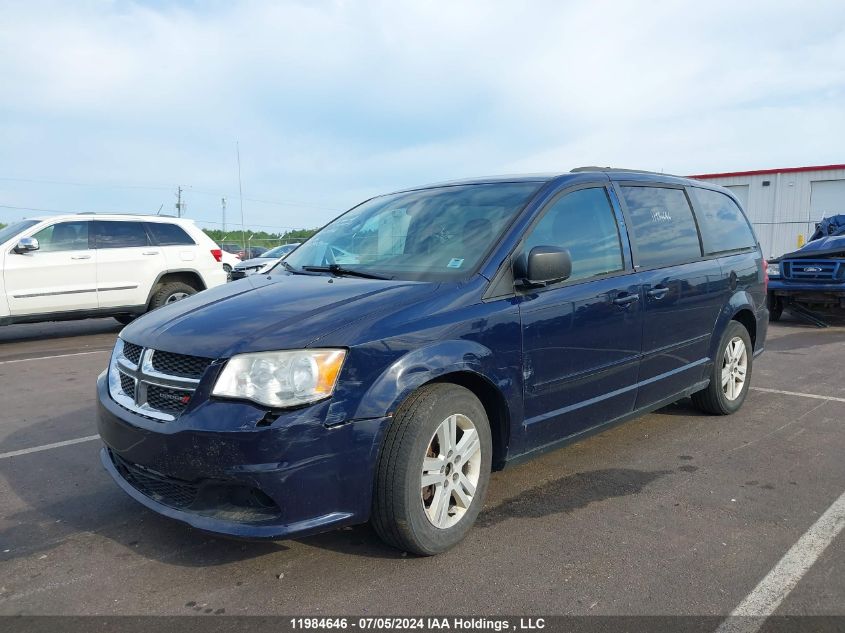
[778,235,845,260]
[121,273,439,358]
[235,256,275,269]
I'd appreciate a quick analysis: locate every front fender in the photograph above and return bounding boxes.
[351,339,504,421]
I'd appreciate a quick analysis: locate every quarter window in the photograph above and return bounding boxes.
[94,221,151,248]
[31,221,90,252]
[620,186,702,268]
[523,187,624,282]
[145,222,195,246]
[689,187,757,254]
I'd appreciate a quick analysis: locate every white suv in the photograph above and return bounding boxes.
[0,214,227,326]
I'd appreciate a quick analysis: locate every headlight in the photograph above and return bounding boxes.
[212,349,346,408]
[766,262,781,277]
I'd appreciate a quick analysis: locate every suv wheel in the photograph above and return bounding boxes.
[372,383,492,555]
[149,281,197,311]
[692,320,753,415]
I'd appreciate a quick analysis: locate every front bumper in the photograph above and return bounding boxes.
[768,279,845,306]
[96,372,389,539]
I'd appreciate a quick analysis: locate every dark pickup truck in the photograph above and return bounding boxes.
[767,215,845,320]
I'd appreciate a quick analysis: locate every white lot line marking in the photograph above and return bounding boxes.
[715,489,845,633]
[751,387,845,403]
[0,435,100,460]
[0,349,109,365]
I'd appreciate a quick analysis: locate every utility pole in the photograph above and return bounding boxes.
[175,186,185,218]
[221,197,227,232]
[236,142,246,250]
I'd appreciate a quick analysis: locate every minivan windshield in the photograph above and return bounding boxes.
[283,183,542,281]
[0,220,39,245]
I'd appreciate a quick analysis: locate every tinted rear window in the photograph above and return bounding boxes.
[93,221,151,248]
[146,222,195,246]
[620,186,702,268]
[689,187,757,254]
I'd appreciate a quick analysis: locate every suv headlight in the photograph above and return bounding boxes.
[212,349,346,408]
[766,262,781,277]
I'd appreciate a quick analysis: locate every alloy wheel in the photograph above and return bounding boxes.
[722,336,748,401]
[420,413,482,529]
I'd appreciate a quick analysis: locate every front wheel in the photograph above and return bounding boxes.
[768,293,783,322]
[692,321,753,415]
[372,383,492,555]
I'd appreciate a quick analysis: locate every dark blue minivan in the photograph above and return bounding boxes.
[97,168,768,555]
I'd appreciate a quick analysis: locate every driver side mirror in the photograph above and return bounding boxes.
[514,245,572,288]
[13,237,39,254]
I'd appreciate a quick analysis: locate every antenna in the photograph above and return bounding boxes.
[156,204,164,215]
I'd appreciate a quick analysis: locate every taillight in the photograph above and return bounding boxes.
[762,258,769,293]
[211,249,223,262]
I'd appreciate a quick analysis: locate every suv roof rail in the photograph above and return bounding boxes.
[75,211,179,218]
[570,166,684,178]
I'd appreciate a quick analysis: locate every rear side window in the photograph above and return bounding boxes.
[689,187,756,254]
[620,186,702,268]
[93,221,151,248]
[524,187,624,282]
[145,222,195,246]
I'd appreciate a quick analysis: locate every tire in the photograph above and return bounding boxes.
[372,383,492,556]
[692,320,753,415]
[768,293,783,322]
[223,263,232,274]
[114,315,135,326]
[148,281,198,311]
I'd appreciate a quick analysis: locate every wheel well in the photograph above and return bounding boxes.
[156,271,205,292]
[732,308,757,349]
[431,371,510,471]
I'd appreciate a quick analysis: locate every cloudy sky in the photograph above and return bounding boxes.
[1,0,844,232]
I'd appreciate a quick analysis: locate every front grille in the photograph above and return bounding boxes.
[111,342,216,422]
[118,371,136,398]
[112,452,198,509]
[122,342,143,365]
[146,384,193,415]
[782,259,841,281]
[151,351,214,379]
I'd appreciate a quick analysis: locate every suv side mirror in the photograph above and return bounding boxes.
[514,245,572,288]
[13,237,39,254]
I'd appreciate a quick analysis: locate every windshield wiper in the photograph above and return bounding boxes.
[302,264,393,280]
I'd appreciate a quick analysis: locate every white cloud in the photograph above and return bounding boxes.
[0,0,843,228]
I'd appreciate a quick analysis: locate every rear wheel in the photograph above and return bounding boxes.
[692,321,753,415]
[372,383,492,555]
[223,263,232,274]
[149,281,197,311]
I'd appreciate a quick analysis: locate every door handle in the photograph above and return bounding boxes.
[71,254,92,260]
[142,251,160,256]
[612,293,640,306]
[647,286,669,299]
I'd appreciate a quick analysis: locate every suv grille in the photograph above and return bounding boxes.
[112,452,198,509]
[112,341,216,422]
[151,351,213,379]
[782,259,842,281]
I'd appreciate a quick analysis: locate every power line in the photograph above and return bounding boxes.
[0,203,314,231]
[0,176,342,212]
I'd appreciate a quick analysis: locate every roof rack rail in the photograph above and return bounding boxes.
[75,211,178,218]
[570,166,683,177]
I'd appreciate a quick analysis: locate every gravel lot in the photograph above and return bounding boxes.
[0,314,842,618]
